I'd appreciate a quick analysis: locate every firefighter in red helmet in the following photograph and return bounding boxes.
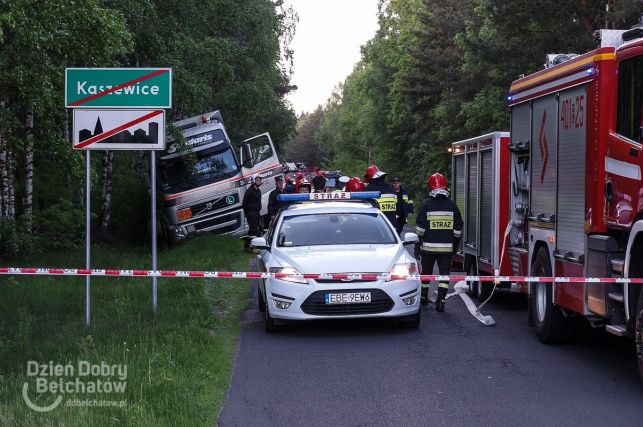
[297,178,312,193]
[363,165,379,184]
[415,172,463,312]
[293,172,304,193]
[345,177,365,192]
[363,165,397,226]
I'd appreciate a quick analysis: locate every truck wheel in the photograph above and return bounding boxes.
[467,261,478,298]
[159,216,176,248]
[469,260,493,302]
[477,276,494,303]
[636,292,643,383]
[530,248,576,344]
[257,281,266,313]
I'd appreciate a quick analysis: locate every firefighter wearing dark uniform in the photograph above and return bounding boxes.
[392,176,413,234]
[364,165,397,226]
[242,175,263,253]
[267,175,284,223]
[415,173,463,312]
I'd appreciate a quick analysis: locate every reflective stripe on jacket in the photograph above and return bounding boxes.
[365,180,397,226]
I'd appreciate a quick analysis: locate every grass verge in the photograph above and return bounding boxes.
[0,234,251,426]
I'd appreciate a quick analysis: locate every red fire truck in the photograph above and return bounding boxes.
[452,24,643,378]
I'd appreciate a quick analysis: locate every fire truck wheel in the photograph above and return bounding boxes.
[468,260,493,302]
[530,248,576,344]
[636,293,643,383]
[466,262,478,298]
[477,278,493,302]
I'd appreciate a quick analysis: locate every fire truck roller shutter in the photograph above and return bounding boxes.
[556,85,587,258]
[530,94,558,222]
[466,151,478,249]
[480,149,493,261]
[453,154,465,253]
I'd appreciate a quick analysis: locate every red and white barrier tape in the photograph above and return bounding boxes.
[1,267,642,283]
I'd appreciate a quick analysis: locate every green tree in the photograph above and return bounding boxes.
[0,0,131,251]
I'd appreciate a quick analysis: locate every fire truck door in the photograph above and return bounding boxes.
[528,95,557,277]
[509,103,531,276]
[453,154,465,253]
[530,94,558,225]
[480,149,493,262]
[556,85,587,261]
[465,150,479,253]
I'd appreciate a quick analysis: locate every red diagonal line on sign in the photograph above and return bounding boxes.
[538,110,549,184]
[69,69,169,107]
[75,110,163,149]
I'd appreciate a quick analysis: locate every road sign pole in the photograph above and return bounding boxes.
[151,151,158,315]
[66,67,171,323]
[85,151,91,327]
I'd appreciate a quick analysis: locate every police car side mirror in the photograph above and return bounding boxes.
[402,232,419,245]
[250,237,270,251]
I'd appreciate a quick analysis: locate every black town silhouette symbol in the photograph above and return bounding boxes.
[79,116,159,146]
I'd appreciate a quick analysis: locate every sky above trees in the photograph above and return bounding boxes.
[284,0,379,114]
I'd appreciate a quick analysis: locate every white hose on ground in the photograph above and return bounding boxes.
[445,281,495,326]
[444,222,514,326]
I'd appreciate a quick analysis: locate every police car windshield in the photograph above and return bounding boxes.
[159,146,239,193]
[276,212,397,247]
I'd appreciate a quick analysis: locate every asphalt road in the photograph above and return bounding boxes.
[218,266,643,426]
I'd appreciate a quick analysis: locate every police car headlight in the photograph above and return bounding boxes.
[388,263,418,281]
[402,295,417,305]
[269,267,308,284]
[272,299,292,309]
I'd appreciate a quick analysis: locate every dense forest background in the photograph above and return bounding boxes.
[1,0,641,255]
[0,0,298,255]
[286,0,642,197]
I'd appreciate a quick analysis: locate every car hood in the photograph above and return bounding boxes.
[273,244,407,274]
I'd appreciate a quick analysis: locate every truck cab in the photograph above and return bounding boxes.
[156,111,281,244]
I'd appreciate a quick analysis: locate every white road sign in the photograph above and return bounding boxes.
[72,109,165,150]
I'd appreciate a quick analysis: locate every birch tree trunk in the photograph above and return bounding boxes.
[0,100,7,217]
[64,107,75,203]
[0,131,6,217]
[99,150,114,232]
[24,110,34,232]
[6,149,15,219]
[78,182,85,209]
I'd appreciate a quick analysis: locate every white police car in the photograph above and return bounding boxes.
[250,192,421,332]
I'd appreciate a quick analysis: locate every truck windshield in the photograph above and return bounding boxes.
[159,147,239,193]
